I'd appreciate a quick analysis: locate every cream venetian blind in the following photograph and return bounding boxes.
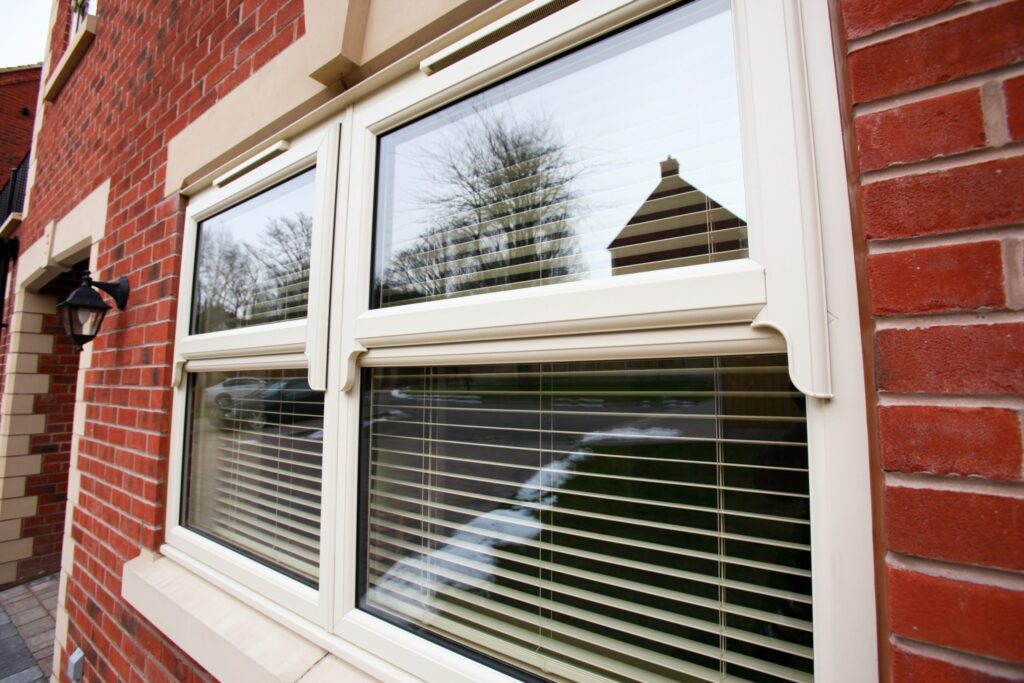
[360,355,812,682]
[185,370,325,584]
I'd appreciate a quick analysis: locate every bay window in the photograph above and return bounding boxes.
[163,0,876,681]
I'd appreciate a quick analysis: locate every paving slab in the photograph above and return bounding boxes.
[0,575,58,683]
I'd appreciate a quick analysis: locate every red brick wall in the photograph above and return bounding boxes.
[10,1,305,681]
[839,0,1024,679]
[0,66,40,177]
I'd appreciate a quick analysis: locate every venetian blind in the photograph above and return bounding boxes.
[185,371,324,584]
[361,355,812,682]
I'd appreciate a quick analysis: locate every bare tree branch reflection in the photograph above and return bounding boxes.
[195,211,312,332]
[382,113,584,304]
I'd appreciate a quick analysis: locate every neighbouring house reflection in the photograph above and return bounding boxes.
[608,156,748,275]
[380,114,584,306]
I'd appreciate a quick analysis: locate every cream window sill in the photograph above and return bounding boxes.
[122,551,377,683]
[0,212,23,238]
[43,15,97,102]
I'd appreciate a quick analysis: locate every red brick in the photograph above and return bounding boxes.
[841,0,958,40]
[879,405,1023,480]
[888,567,1024,663]
[1006,75,1024,142]
[886,486,1024,570]
[892,647,1013,683]
[848,3,1024,103]
[855,89,985,171]
[862,156,1024,239]
[877,323,1024,395]
[868,241,1005,314]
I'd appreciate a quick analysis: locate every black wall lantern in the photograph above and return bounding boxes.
[57,271,130,350]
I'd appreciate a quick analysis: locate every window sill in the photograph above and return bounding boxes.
[42,15,97,102]
[122,550,379,683]
[0,212,23,238]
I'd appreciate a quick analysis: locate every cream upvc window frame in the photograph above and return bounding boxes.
[152,0,877,681]
[327,1,874,682]
[164,125,341,626]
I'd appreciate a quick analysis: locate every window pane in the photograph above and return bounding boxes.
[184,370,324,584]
[373,0,746,309]
[192,168,316,334]
[360,355,812,682]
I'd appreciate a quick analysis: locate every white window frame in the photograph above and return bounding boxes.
[164,124,341,627]
[159,0,877,681]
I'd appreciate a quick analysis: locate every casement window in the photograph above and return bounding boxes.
[168,128,340,621]
[165,0,876,681]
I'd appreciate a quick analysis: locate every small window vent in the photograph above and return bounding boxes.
[421,0,578,75]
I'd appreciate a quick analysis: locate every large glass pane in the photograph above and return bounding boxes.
[360,355,812,682]
[192,168,316,333]
[373,0,746,308]
[184,369,324,584]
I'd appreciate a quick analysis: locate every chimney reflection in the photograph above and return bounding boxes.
[608,156,747,274]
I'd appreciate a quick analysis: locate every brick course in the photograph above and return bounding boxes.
[855,89,986,171]
[847,2,1024,104]
[878,405,1023,480]
[7,1,304,681]
[888,568,1024,664]
[867,241,1005,314]
[843,0,1024,678]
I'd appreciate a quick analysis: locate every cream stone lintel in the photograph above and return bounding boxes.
[42,14,97,102]
[15,179,109,293]
[0,212,23,238]
[166,0,535,196]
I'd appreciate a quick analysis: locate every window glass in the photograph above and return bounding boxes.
[192,168,316,334]
[373,0,745,308]
[359,355,811,682]
[184,369,325,584]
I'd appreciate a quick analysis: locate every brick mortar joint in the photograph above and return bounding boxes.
[1003,238,1024,310]
[853,62,1024,117]
[887,551,1024,591]
[891,634,1024,679]
[859,141,1024,184]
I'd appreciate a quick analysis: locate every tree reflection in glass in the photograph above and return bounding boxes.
[373,0,746,309]
[192,168,315,334]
